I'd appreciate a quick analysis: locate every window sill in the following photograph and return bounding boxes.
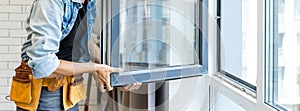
[209,75,276,111]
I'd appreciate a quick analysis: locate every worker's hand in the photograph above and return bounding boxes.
[118,83,142,91]
[92,64,122,92]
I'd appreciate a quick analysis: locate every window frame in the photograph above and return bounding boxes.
[100,0,208,87]
[216,0,257,93]
[265,0,292,110]
[209,0,276,109]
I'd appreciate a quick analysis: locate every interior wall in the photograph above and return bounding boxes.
[169,76,210,111]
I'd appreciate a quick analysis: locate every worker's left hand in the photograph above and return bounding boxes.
[118,83,142,91]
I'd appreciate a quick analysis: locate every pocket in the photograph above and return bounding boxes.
[69,78,86,105]
[10,76,32,104]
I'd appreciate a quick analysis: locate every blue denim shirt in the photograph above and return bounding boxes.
[21,0,97,78]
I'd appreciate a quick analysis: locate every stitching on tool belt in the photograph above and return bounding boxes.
[13,76,30,83]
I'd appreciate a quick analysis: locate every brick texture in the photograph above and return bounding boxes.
[0,0,9,4]
[0,102,16,110]
[9,13,28,21]
[8,61,19,69]
[0,30,9,37]
[0,54,21,61]
[10,0,32,5]
[0,78,8,86]
[0,0,32,110]
[0,46,9,53]
[0,38,21,45]
[0,62,8,69]
[0,6,21,13]
[0,13,9,20]
[0,86,10,94]
[9,46,21,53]
[0,21,21,29]
[10,29,27,37]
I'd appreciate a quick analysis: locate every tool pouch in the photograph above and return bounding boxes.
[10,61,32,104]
[69,75,86,105]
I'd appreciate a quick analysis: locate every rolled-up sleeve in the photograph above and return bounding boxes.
[25,0,63,78]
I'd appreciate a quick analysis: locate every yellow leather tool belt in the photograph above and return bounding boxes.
[9,61,86,111]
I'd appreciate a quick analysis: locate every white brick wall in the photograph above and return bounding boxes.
[0,0,9,4]
[0,22,22,29]
[10,29,27,37]
[8,62,19,69]
[0,30,9,37]
[0,62,8,70]
[0,6,22,13]
[9,14,28,21]
[0,13,8,20]
[0,46,9,53]
[10,0,32,5]
[0,0,32,110]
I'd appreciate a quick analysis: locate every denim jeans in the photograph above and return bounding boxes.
[17,87,79,111]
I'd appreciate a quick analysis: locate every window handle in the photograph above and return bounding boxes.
[215,16,221,20]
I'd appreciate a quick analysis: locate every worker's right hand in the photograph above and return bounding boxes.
[92,64,122,92]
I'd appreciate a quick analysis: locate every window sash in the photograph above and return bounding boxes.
[99,0,208,87]
[216,0,257,92]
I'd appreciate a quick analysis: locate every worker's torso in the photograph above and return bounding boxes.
[21,0,97,63]
[56,2,88,62]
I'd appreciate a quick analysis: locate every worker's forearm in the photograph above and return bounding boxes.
[46,41,101,78]
[89,40,100,63]
[47,60,95,78]
[46,59,119,91]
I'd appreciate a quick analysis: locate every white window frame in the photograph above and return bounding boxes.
[264,0,297,110]
[207,0,277,110]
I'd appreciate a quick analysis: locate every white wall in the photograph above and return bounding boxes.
[0,0,33,110]
[169,76,209,111]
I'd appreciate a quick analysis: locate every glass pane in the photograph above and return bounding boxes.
[115,0,200,72]
[220,0,257,86]
[213,94,246,111]
[273,0,300,110]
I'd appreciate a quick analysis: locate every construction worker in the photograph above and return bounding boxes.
[9,0,141,110]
